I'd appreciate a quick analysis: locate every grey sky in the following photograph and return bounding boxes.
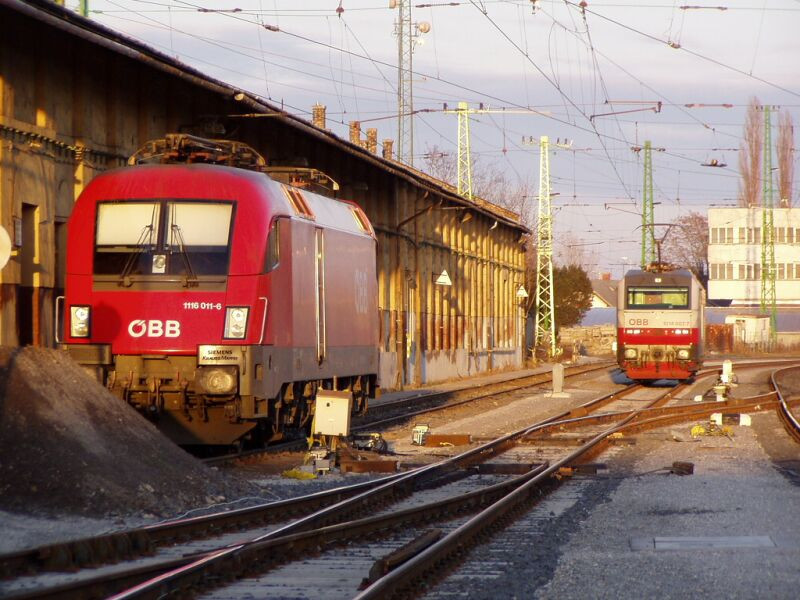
[80,0,799,276]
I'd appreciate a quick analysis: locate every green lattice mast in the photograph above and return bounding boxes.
[641,140,656,268]
[534,136,556,358]
[455,102,473,199]
[760,106,777,345]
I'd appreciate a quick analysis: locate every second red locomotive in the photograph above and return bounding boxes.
[60,135,379,446]
[616,267,705,382]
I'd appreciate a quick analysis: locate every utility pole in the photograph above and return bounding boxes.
[442,102,474,198]
[534,136,557,358]
[54,1,88,17]
[641,140,656,268]
[761,106,777,345]
[444,102,552,200]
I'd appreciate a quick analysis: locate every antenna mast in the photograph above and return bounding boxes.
[393,2,429,165]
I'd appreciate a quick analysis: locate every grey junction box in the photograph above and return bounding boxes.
[314,390,353,436]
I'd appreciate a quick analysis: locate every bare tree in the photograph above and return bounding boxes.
[422,144,534,228]
[777,109,795,207]
[554,231,589,269]
[422,146,457,190]
[662,211,709,286]
[738,97,763,208]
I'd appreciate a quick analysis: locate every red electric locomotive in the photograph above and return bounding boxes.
[60,135,379,446]
[616,267,705,382]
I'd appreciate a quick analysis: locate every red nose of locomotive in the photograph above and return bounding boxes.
[77,294,234,353]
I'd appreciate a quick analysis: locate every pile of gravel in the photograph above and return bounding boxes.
[0,346,256,518]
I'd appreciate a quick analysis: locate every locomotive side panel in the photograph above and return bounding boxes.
[323,227,378,350]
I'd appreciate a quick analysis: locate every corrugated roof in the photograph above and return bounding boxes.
[6,0,527,232]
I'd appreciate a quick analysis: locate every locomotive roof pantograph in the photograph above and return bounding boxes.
[128,134,268,172]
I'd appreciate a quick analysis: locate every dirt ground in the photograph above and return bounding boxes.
[0,346,257,518]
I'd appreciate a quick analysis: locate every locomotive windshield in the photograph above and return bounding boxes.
[94,200,233,277]
[626,286,689,310]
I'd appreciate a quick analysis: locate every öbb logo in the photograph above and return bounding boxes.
[128,319,181,338]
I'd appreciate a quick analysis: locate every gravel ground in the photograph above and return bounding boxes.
[7,353,796,600]
[423,367,800,600]
[534,415,800,600]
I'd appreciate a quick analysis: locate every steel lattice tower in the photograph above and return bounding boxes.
[395,0,414,166]
[534,136,556,358]
[760,106,778,344]
[443,101,477,199]
[455,102,473,198]
[641,140,656,268]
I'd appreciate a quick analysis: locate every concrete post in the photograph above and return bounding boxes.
[550,363,570,397]
[553,363,565,394]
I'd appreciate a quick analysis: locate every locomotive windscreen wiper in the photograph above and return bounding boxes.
[118,224,155,287]
[170,223,199,288]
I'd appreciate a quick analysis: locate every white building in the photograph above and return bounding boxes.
[708,207,800,305]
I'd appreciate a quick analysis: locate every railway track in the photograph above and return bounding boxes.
[3,359,798,599]
[773,364,800,444]
[201,360,616,467]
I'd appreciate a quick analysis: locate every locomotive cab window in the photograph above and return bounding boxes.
[94,200,234,277]
[626,286,689,310]
[166,202,233,275]
[264,218,281,272]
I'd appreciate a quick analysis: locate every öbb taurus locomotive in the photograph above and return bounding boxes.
[616,268,704,382]
[60,135,378,446]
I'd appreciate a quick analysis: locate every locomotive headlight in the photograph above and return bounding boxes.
[70,305,91,338]
[677,349,691,360]
[195,366,238,395]
[623,348,637,359]
[224,306,249,339]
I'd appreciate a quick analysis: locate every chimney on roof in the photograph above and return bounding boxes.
[366,128,378,154]
[382,139,394,160]
[349,121,362,145]
[600,272,611,281]
[312,104,327,130]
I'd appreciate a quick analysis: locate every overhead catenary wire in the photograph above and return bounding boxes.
[91,0,791,245]
[157,0,658,168]
[100,0,772,194]
[565,0,800,99]
[466,0,633,198]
